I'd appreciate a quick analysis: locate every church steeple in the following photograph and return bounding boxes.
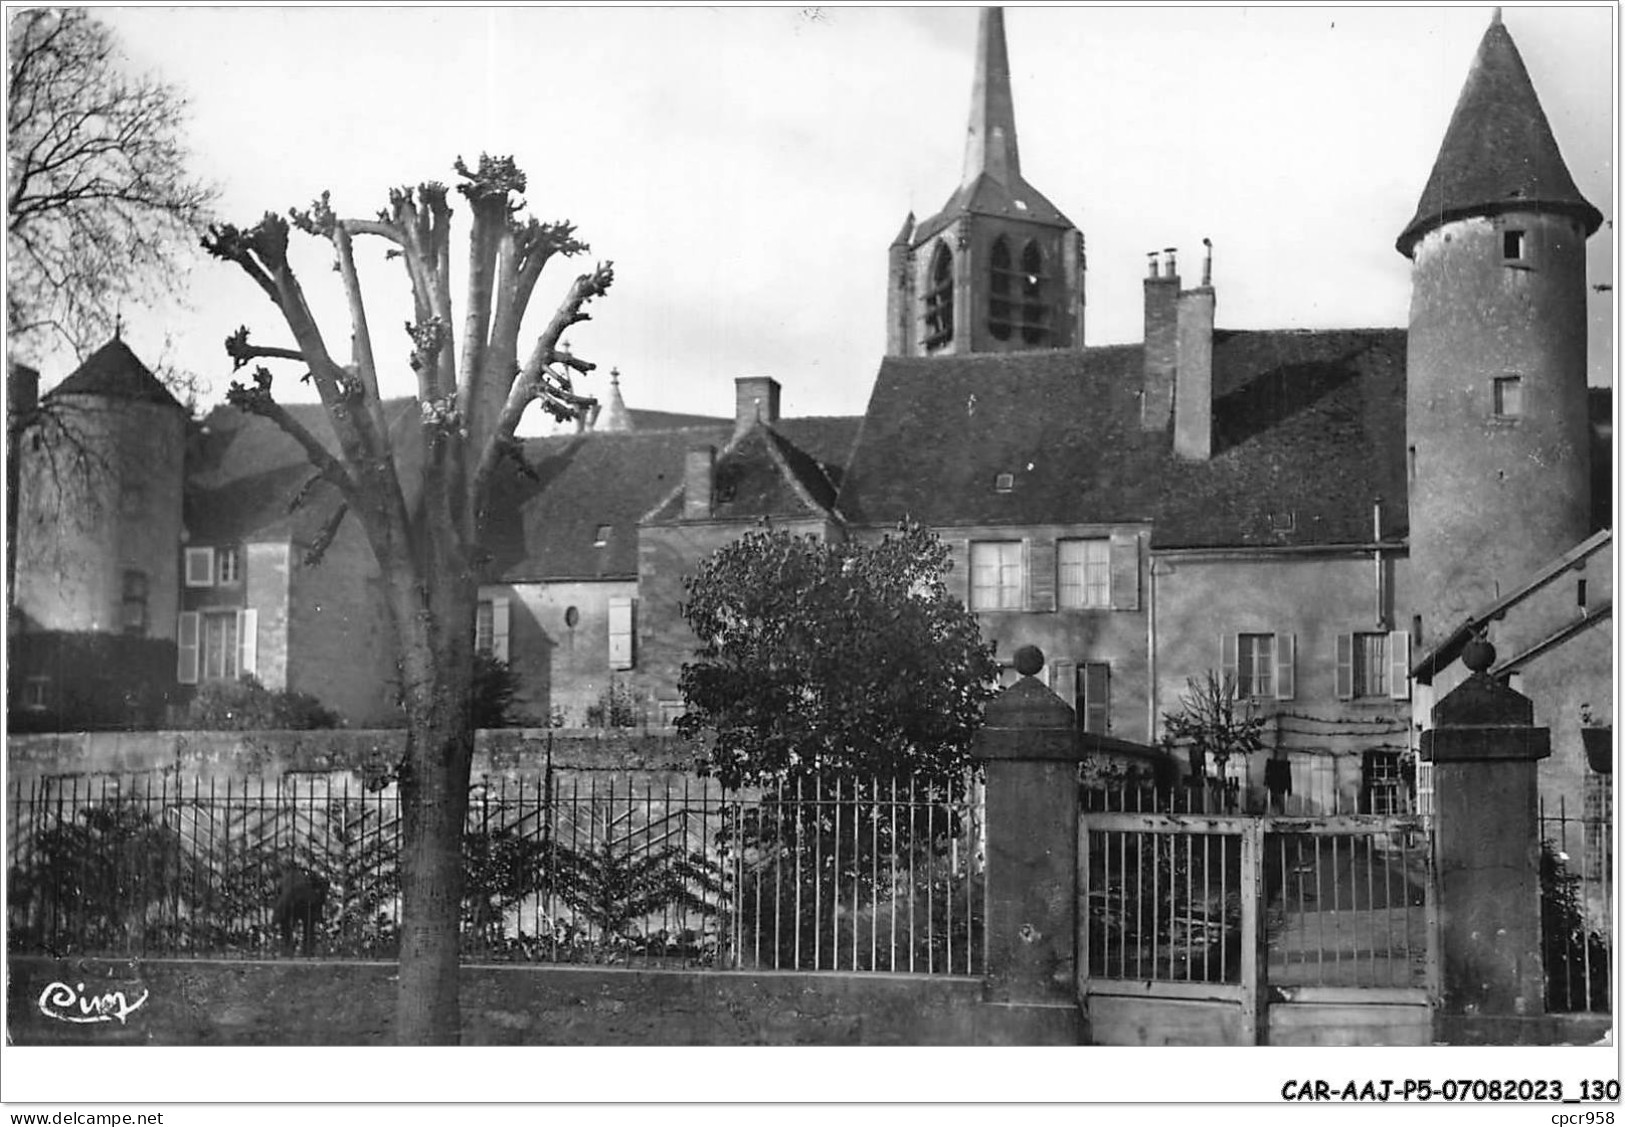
[963,7,1020,187]
[886,7,1085,358]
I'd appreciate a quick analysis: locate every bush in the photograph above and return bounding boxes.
[180,676,341,730]
[471,653,521,728]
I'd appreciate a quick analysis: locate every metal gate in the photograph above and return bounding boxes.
[1079,789,1436,1045]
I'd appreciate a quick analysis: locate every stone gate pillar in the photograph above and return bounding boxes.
[1420,637,1550,1033]
[972,645,1084,1045]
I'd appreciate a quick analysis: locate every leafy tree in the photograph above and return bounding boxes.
[7,8,216,360]
[677,520,999,789]
[202,155,613,1043]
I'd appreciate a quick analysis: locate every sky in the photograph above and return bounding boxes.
[50,5,1621,431]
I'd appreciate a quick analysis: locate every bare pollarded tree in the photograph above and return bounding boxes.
[7,8,217,361]
[203,154,613,1044]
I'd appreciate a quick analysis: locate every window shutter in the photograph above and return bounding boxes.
[1219,633,1238,686]
[1109,532,1140,610]
[1026,538,1056,612]
[944,538,971,605]
[608,596,634,670]
[1335,633,1354,700]
[184,548,215,588]
[491,597,511,663]
[1275,633,1295,700]
[177,612,200,684]
[1083,662,1111,735]
[1049,659,1076,712]
[238,609,258,677]
[1388,629,1411,700]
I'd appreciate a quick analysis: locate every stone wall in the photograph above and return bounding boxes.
[6,727,708,787]
[5,956,985,1046]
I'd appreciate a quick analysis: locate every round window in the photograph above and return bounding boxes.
[564,606,580,629]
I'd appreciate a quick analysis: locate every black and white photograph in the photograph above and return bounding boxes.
[1,2,1617,1117]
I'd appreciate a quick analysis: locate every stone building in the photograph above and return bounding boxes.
[7,10,1611,816]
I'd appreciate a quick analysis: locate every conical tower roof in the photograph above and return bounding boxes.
[1397,10,1602,257]
[595,368,634,433]
[47,338,185,409]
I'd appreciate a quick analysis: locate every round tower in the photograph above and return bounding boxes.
[13,339,187,641]
[1400,11,1602,642]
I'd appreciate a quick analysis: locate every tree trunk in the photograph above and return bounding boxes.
[394,657,476,1045]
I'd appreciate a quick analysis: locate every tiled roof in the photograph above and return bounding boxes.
[1397,14,1602,256]
[186,398,421,543]
[489,416,861,581]
[836,329,1409,549]
[47,339,185,410]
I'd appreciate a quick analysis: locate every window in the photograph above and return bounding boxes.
[1353,632,1387,697]
[993,472,1014,494]
[1222,632,1295,700]
[1336,630,1410,700]
[1238,634,1274,698]
[216,547,241,585]
[1493,375,1523,418]
[593,524,612,548]
[203,611,239,681]
[608,596,635,670]
[923,241,955,352]
[121,570,149,636]
[22,676,49,711]
[184,547,215,588]
[1503,229,1526,261]
[475,597,510,662]
[178,609,258,685]
[1362,751,1404,815]
[1057,539,1110,608]
[969,541,1024,610]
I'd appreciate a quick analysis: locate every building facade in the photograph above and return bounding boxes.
[8,10,1610,817]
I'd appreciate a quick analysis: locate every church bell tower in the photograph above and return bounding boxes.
[886,7,1086,357]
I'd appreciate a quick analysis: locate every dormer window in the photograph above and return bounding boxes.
[594,524,611,547]
[1503,229,1526,262]
[923,241,955,352]
[994,472,1014,493]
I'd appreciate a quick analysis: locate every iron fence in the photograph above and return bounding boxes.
[1540,792,1612,1014]
[6,769,982,975]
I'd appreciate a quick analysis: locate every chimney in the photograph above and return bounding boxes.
[8,362,39,422]
[1174,239,1216,461]
[1141,248,1180,430]
[734,376,780,437]
[684,445,715,520]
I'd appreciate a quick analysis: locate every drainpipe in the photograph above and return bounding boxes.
[1372,499,1385,628]
[1147,543,1160,744]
